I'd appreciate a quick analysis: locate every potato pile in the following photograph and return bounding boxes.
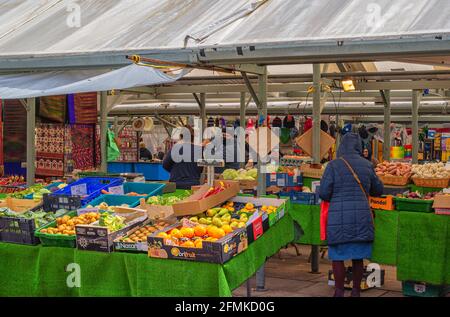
[40,212,100,235]
[121,221,170,243]
[412,162,450,179]
[376,162,411,178]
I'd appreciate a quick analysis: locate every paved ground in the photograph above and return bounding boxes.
[233,244,404,297]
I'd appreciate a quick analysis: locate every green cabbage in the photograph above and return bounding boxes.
[222,169,239,180]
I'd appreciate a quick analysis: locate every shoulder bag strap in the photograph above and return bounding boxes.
[339,157,369,202]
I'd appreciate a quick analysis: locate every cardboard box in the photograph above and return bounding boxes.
[172,180,240,217]
[147,223,248,264]
[295,129,335,160]
[328,267,385,291]
[230,196,287,228]
[75,207,147,252]
[113,217,176,253]
[0,197,42,212]
[432,194,450,209]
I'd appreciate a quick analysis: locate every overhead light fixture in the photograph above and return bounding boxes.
[341,79,356,92]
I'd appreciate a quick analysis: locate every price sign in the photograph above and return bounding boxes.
[109,185,125,195]
[71,183,87,196]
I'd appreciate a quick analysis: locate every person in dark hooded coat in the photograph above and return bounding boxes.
[319,133,383,297]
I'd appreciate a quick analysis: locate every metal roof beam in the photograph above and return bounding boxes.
[355,80,450,90]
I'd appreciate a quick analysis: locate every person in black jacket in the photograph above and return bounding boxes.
[162,126,203,190]
[139,142,152,161]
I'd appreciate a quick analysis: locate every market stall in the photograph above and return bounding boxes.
[0,177,294,297]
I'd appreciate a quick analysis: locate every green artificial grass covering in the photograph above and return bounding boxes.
[371,210,399,265]
[0,214,294,297]
[396,212,449,285]
[289,204,326,246]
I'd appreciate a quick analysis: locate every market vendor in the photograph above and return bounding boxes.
[162,126,203,190]
[319,133,384,297]
[139,142,153,161]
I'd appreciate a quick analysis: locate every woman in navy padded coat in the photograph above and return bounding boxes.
[319,133,383,297]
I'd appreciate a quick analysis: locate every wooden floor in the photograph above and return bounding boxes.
[233,245,405,297]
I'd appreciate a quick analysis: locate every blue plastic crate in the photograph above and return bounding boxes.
[123,182,166,199]
[290,191,317,205]
[266,173,302,188]
[48,177,124,206]
[85,194,141,208]
[24,182,64,200]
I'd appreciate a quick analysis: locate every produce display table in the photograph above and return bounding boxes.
[108,162,170,181]
[0,213,294,297]
[289,204,450,285]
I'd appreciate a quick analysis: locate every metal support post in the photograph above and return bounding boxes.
[240,92,247,169]
[412,90,421,164]
[311,64,322,273]
[100,91,108,172]
[113,116,119,137]
[382,90,391,161]
[312,64,321,164]
[255,67,268,292]
[200,93,206,135]
[26,98,36,186]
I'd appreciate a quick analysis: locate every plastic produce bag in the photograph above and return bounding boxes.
[107,129,120,162]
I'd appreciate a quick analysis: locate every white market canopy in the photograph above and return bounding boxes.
[0,64,188,99]
[0,0,449,72]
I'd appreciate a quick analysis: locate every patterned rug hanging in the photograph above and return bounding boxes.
[35,123,65,177]
[39,95,66,123]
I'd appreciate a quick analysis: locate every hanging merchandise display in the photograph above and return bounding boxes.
[39,95,66,123]
[272,116,282,128]
[303,117,312,133]
[283,115,296,129]
[118,126,138,162]
[107,129,121,162]
[3,99,26,163]
[0,99,3,176]
[95,125,101,168]
[68,93,98,124]
[35,124,65,177]
[70,125,95,170]
[207,117,215,127]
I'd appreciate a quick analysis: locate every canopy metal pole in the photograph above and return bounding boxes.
[383,90,391,161]
[26,98,36,186]
[311,64,322,274]
[255,67,268,292]
[100,92,108,172]
[113,116,119,136]
[312,64,321,163]
[200,93,206,134]
[412,90,421,164]
[240,92,246,169]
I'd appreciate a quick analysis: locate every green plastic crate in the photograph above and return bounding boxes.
[394,197,434,213]
[402,281,450,297]
[34,210,78,248]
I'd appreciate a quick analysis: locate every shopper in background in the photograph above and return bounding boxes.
[163,126,203,190]
[319,133,384,297]
[139,142,152,161]
[154,146,165,161]
[362,146,379,168]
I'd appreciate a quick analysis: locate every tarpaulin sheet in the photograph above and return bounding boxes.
[0,64,188,99]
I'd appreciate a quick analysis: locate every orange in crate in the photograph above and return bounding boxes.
[369,195,394,211]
